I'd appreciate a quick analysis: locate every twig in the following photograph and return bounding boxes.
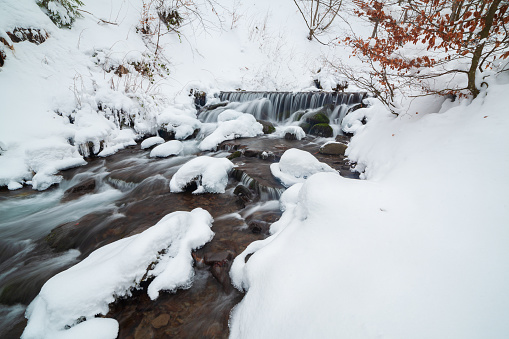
[78,9,119,25]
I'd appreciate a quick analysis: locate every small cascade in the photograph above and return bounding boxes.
[200,91,366,124]
[231,169,284,201]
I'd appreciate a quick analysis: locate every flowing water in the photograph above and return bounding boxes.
[200,91,366,126]
[0,91,361,338]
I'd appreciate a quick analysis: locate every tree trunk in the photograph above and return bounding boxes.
[466,0,501,98]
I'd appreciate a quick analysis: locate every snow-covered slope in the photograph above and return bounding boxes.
[229,80,509,338]
[0,0,359,191]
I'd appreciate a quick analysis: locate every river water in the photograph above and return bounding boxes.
[0,92,361,338]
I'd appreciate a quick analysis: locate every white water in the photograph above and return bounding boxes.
[200,91,365,124]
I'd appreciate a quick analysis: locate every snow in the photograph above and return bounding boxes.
[229,81,509,338]
[280,125,306,140]
[169,156,234,194]
[199,111,264,151]
[1,0,508,337]
[22,208,214,339]
[140,136,165,149]
[150,140,184,158]
[157,107,202,141]
[270,148,337,187]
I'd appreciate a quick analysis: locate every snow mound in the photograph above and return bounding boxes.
[22,208,214,339]
[169,156,234,194]
[199,112,263,151]
[150,140,184,158]
[98,129,138,157]
[157,106,202,140]
[282,126,306,140]
[230,183,303,291]
[270,148,336,187]
[217,109,244,122]
[26,139,87,191]
[141,136,165,149]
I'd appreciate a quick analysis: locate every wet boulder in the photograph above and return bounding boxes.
[319,142,347,156]
[309,123,333,138]
[62,178,96,202]
[304,111,330,126]
[257,119,276,134]
[248,220,270,234]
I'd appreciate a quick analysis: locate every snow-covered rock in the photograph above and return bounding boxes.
[199,112,263,151]
[169,156,234,194]
[150,140,183,158]
[140,136,165,149]
[282,126,306,140]
[22,208,214,339]
[270,148,337,187]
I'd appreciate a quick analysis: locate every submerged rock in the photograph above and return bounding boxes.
[151,314,171,329]
[62,178,96,202]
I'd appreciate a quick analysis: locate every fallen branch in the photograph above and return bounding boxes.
[77,9,119,26]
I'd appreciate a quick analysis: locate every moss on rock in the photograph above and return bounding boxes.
[309,123,333,137]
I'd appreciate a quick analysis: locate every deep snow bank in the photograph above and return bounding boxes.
[229,82,509,338]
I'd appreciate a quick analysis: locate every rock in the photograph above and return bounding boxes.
[257,120,275,134]
[211,261,233,292]
[285,132,298,140]
[192,90,206,108]
[335,134,349,143]
[77,141,104,158]
[62,178,96,202]
[233,184,253,200]
[204,251,233,266]
[234,184,252,209]
[304,111,330,126]
[227,150,242,160]
[203,101,228,111]
[157,129,175,141]
[243,149,262,158]
[293,112,305,121]
[151,314,170,329]
[0,50,5,68]
[7,28,49,45]
[298,122,311,133]
[248,220,270,234]
[309,123,333,137]
[319,142,347,156]
[186,128,200,140]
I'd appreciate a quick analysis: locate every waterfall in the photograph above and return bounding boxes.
[199,91,366,124]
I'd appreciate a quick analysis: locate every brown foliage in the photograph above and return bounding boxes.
[341,0,509,102]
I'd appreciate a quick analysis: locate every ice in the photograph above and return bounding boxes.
[169,156,234,194]
[270,148,337,187]
[199,112,263,151]
[141,136,165,149]
[22,208,214,339]
[150,140,184,158]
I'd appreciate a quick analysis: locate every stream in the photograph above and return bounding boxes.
[0,91,362,338]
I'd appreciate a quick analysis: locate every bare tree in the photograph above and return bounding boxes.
[293,0,343,41]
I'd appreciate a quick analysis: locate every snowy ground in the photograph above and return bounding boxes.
[1,0,508,338]
[229,80,509,338]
